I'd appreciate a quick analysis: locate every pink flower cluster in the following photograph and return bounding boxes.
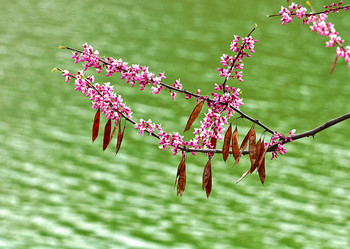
[336,46,350,66]
[72,43,184,100]
[217,35,257,81]
[134,84,244,157]
[309,13,344,48]
[135,119,162,136]
[62,70,132,124]
[61,68,186,155]
[268,129,296,160]
[192,108,227,150]
[183,85,244,154]
[210,84,243,119]
[169,80,183,101]
[158,131,184,155]
[279,3,307,25]
[279,1,350,67]
[133,117,187,155]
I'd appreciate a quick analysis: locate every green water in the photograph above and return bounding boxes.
[1,0,350,248]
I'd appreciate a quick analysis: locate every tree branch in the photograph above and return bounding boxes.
[267,5,350,18]
[287,112,350,142]
[180,112,350,155]
[60,46,275,134]
[57,49,350,157]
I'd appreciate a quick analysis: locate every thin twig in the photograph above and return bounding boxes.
[287,112,350,142]
[266,112,350,152]
[267,5,350,17]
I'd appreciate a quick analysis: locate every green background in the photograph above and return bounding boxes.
[1,0,349,248]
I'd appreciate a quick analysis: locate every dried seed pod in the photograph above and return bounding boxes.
[257,142,268,184]
[248,127,256,169]
[209,136,217,157]
[258,158,266,184]
[222,124,232,162]
[92,108,100,142]
[257,142,268,171]
[202,159,212,198]
[174,157,184,187]
[175,157,186,197]
[110,121,118,141]
[235,128,252,164]
[329,54,338,76]
[250,139,261,173]
[116,119,126,155]
[183,100,205,133]
[232,127,239,160]
[103,119,112,151]
[240,129,251,151]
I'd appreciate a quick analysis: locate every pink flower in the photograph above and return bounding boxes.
[158,131,185,155]
[289,2,298,10]
[230,36,241,52]
[288,129,296,137]
[169,79,182,101]
[269,129,295,159]
[296,6,307,19]
[71,44,180,101]
[280,7,293,25]
[62,70,72,82]
[62,69,133,127]
[242,36,257,53]
[72,52,80,64]
[218,35,257,81]
[135,119,161,136]
[336,46,350,67]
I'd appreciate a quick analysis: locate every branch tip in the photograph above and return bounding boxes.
[58,46,67,49]
[51,68,58,73]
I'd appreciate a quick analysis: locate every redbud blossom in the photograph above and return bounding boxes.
[62,70,132,126]
[279,1,350,67]
[71,44,177,100]
[217,35,257,81]
[269,129,295,160]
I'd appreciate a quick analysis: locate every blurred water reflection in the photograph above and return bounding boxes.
[0,0,349,248]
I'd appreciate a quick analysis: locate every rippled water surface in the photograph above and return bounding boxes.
[1,0,350,248]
